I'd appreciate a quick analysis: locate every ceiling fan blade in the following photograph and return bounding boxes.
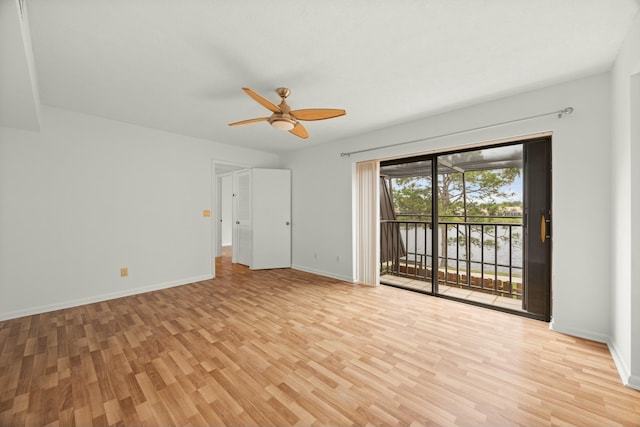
[289,122,309,139]
[290,108,346,121]
[228,117,269,126]
[242,88,281,113]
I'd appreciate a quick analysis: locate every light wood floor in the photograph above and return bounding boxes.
[1,252,638,426]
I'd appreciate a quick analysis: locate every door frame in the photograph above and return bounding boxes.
[212,161,249,272]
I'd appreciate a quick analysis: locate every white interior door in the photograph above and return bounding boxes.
[251,169,291,270]
[233,170,252,266]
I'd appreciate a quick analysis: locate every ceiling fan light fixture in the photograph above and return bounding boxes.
[270,118,295,131]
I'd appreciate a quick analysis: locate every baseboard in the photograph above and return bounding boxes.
[0,274,213,321]
[291,264,354,283]
[627,374,640,390]
[608,339,640,391]
[549,320,610,344]
[551,320,640,391]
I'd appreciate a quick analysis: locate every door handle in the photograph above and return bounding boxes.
[236,221,240,225]
[540,213,551,243]
[286,221,290,226]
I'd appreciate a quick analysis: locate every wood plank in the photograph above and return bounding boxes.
[0,250,638,426]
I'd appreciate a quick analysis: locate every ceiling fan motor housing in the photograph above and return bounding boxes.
[269,115,296,131]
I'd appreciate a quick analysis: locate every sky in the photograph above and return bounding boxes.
[502,174,522,203]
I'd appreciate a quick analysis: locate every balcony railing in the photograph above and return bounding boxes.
[380,216,523,298]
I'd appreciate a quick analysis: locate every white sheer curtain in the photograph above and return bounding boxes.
[355,160,380,285]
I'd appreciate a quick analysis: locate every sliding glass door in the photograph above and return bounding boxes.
[379,137,552,321]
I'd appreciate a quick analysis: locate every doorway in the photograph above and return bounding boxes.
[214,165,293,270]
[213,162,247,263]
[379,137,552,321]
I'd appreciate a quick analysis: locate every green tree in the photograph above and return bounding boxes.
[391,168,520,218]
[391,176,432,221]
[390,167,521,267]
[438,168,520,220]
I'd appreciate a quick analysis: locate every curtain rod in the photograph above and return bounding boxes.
[339,106,574,158]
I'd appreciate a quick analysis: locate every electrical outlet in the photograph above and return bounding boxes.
[120,267,128,277]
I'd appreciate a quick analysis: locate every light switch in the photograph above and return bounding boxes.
[120,267,128,277]
[203,210,211,217]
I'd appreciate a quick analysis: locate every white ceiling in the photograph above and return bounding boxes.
[16,0,640,153]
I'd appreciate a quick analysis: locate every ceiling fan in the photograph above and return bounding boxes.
[228,87,346,139]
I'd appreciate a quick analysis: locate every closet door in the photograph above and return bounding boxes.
[251,169,291,270]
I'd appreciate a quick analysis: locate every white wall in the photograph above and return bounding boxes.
[0,106,278,320]
[610,11,640,389]
[281,151,355,282]
[281,73,612,341]
[630,72,640,389]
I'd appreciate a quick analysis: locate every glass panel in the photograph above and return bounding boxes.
[437,145,524,309]
[380,158,434,293]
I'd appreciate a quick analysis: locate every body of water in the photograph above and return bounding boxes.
[397,223,523,275]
